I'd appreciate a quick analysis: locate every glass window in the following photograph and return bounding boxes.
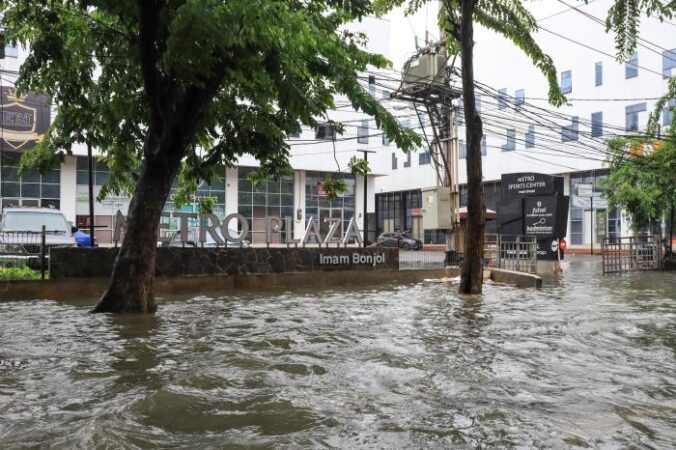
[502,129,515,151]
[562,117,579,142]
[481,135,487,156]
[418,149,431,165]
[315,123,335,140]
[663,49,676,78]
[663,98,675,126]
[357,120,369,144]
[625,52,638,78]
[459,139,466,159]
[515,89,525,107]
[525,125,535,148]
[560,70,572,94]
[0,151,61,207]
[391,152,397,170]
[625,103,646,131]
[595,61,603,86]
[498,88,508,110]
[4,42,18,58]
[238,167,295,243]
[403,152,411,168]
[368,75,376,97]
[591,112,603,137]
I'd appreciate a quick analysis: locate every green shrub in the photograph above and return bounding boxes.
[0,266,43,280]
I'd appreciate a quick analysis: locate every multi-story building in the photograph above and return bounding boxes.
[0,1,673,250]
[371,0,675,251]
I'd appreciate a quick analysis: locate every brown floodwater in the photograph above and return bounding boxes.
[0,257,674,448]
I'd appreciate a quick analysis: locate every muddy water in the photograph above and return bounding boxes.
[0,258,674,448]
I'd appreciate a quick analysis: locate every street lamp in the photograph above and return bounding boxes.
[356,149,376,247]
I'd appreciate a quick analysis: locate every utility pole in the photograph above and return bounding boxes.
[436,12,459,255]
[390,5,462,259]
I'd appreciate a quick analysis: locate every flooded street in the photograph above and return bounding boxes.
[0,258,674,448]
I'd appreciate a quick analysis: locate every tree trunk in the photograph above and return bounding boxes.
[459,0,486,294]
[91,142,183,314]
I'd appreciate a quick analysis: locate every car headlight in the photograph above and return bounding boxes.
[0,243,26,253]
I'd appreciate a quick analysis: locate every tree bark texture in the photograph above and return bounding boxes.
[91,141,183,313]
[91,1,225,313]
[459,0,486,294]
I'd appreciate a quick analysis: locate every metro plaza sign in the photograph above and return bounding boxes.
[114,210,364,246]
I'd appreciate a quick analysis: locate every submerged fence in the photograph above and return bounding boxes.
[485,234,538,274]
[398,250,447,270]
[602,236,661,274]
[398,234,538,274]
[0,228,48,280]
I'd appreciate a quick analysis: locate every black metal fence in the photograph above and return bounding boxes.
[0,227,48,280]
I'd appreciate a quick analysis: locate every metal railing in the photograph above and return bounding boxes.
[398,250,446,270]
[485,234,538,274]
[602,236,661,274]
[0,227,48,280]
[398,234,537,274]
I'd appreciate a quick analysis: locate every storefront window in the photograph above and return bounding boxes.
[0,151,60,209]
[304,171,355,241]
[239,167,295,244]
[375,189,424,242]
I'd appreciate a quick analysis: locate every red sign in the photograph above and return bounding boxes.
[410,207,422,217]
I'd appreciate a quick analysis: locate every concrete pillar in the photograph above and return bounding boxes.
[294,170,306,241]
[225,167,238,216]
[59,156,77,223]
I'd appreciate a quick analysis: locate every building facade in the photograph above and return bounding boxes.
[0,2,673,249]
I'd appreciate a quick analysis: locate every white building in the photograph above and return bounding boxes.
[0,1,673,250]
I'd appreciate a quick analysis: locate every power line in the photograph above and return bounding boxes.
[555,0,676,60]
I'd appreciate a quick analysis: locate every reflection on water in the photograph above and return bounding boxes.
[0,257,674,448]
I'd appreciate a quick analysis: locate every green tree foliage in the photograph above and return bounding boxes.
[603,78,676,231]
[603,137,675,231]
[3,0,419,191]
[1,0,422,312]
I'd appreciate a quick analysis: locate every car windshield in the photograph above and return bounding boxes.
[1,211,70,233]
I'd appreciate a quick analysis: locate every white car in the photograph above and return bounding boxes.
[0,207,77,268]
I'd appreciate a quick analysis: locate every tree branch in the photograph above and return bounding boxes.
[136,0,163,133]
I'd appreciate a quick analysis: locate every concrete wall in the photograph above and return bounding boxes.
[50,247,399,279]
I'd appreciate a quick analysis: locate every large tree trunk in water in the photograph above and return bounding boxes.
[459,0,486,294]
[91,142,183,314]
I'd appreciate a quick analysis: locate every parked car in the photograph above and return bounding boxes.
[376,231,423,250]
[163,228,251,248]
[0,207,77,268]
[72,227,98,247]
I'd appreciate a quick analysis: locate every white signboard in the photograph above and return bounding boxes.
[576,184,593,197]
[572,192,608,210]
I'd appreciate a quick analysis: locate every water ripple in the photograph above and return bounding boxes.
[0,258,674,448]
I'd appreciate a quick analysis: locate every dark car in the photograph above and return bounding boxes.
[376,231,422,250]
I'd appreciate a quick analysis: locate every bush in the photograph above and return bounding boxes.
[0,266,43,280]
